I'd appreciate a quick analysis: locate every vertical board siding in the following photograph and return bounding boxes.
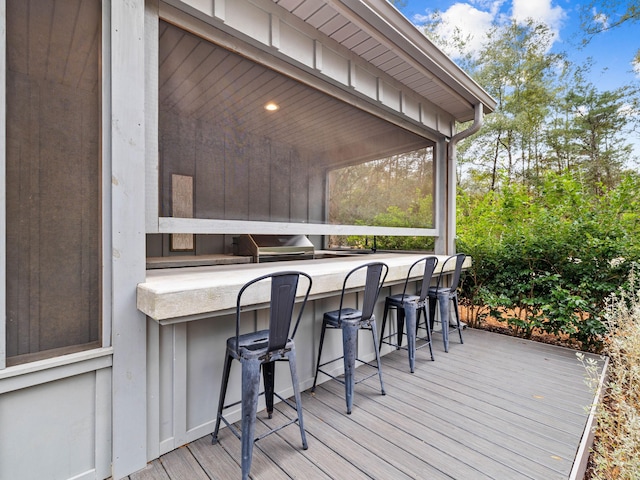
[159,113,316,227]
[0,371,105,480]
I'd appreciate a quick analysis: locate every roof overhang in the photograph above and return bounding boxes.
[272,0,497,122]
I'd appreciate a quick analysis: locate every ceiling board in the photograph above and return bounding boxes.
[159,21,432,166]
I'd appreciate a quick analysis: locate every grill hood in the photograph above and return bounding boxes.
[236,234,315,263]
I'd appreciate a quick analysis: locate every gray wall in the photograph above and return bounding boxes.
[147,109,327,256]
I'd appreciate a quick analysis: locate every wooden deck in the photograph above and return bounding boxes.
[127,328,604,480]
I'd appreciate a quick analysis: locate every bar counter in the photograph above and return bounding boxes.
[137,252,472,324]
[137,252,471,457]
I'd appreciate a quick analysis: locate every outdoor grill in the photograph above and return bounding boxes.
[235,234,315,263]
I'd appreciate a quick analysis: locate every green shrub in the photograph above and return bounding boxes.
[458,172,640,352]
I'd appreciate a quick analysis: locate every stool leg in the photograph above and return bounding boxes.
[428,295,436,332]
[422,305,434,361]
[369,318,386,395]
[287,346,308,449]
[453,294,464,344]
[312,319,328,391]
[262,361,275,419]
[241,357,261,480]
[379,300,390,351]
[212,352,233,444]
[403,303,416,373]
[438,292,450,352]
[342,322,358,414]
[396,306,405,350]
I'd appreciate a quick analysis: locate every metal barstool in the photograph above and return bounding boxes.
[312,262,388,414]
[429,253,466,352]
[212,271,312,480]
[379,256,438,372]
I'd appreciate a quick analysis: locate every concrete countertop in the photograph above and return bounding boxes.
[137,253,471,324]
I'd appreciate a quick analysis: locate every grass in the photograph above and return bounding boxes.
[582,268,640,479]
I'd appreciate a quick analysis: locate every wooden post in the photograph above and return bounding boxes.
[111,0,147,477]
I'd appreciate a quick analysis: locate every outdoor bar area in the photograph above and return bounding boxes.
[137,0,492,464]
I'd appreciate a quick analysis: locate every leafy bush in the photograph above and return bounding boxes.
[457,172,640,352]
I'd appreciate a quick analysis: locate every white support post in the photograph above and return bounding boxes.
[434,137,448,255]
[0,0,6,370]
[446,135,457,255]
[111,0,147,477]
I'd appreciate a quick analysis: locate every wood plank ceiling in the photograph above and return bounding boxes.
[159,21,432,167]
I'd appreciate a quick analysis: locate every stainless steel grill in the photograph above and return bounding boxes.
[236,234,315,263]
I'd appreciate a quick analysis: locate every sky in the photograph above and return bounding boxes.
[395,0,640,92]
[394,0,640,161]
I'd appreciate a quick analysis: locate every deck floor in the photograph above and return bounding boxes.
[127,328,603,480]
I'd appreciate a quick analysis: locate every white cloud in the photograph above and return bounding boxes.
[411,0,566,60]
[412,2,500,58]
[591,7,609,30]
[511,0,566,40]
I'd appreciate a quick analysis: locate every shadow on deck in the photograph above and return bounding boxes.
[128,328,606,480]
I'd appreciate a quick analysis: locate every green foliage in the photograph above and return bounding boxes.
[457,172,640,351]
[340,194,436,251]
[329,148,434,230]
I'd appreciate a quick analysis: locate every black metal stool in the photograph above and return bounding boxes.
[429,253,466,352]
[380,256,438,372]
[212,271,312,480]
[312,262,388,414]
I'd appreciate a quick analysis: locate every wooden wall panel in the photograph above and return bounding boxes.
[157,110,319,254]
[290,149,309,223]
[6,75,100,357]
[270,142,291,222]
[5,72,31,356]
[160,111,197,216]
[171,174,194,251]
[195,119,225,219]
[0,372,103,479]
[223,129,250,220]
[37,81,100,351]
[248,139,271,221]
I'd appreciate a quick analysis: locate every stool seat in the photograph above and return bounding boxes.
[387,293,421,304]
[324,307,367,324]
[226,330,293,358]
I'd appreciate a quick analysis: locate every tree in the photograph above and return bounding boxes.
[544,61,638,193]
[455,20,563,191]
[566,84,634,193]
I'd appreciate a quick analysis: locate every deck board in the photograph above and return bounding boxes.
[125,328,603,480]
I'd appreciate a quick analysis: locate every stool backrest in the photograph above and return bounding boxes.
[338,262,388,322]
[435,253,466,291]
[236,271,312,352]
[411,256,439,302]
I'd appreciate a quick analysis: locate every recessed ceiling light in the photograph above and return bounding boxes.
[264,102,279,111]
